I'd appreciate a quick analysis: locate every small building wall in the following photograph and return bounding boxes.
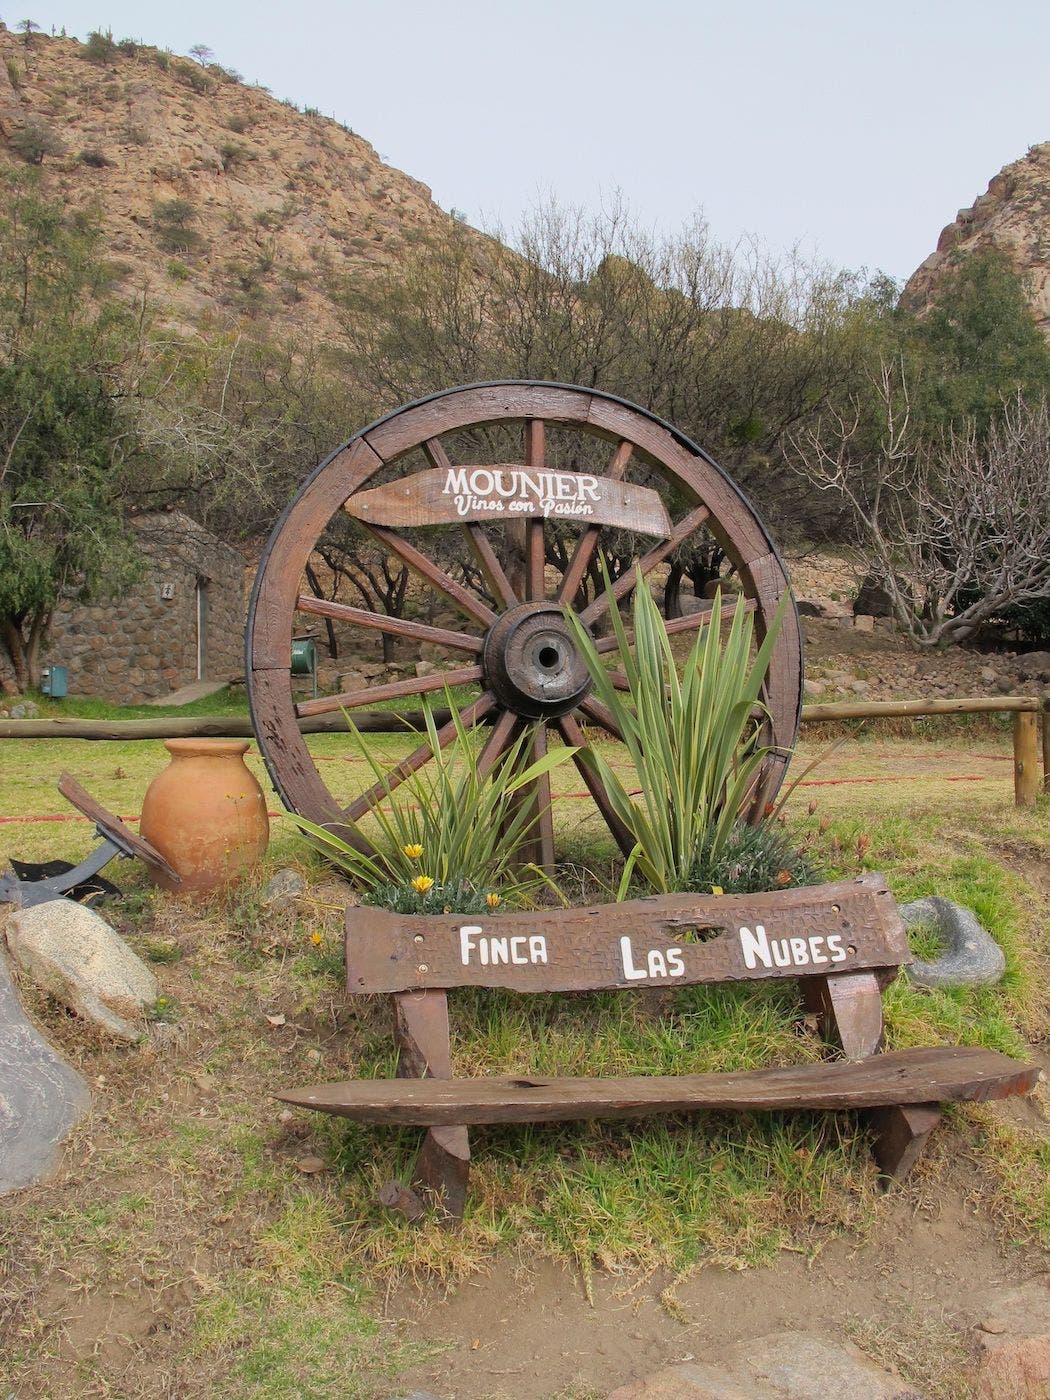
[45,512,245,702]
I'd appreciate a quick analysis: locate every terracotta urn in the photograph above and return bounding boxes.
[139,739,270,894]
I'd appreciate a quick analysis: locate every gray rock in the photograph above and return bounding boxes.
[973,1275,1050,1400]
[337,670,367,692]
[900,896,1006,989]
[609,1331,925,1399]
[261,868,307,908]
[5,899,159,1041]
[0,945,90,1194]
[980,666,998,684]
[853,614,875,633]
[802,679,824,698]
[734,1331,924,1398]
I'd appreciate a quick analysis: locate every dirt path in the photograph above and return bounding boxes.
[389,1162,1046,1398]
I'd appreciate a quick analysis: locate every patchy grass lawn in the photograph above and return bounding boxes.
[0,723,1047,1397]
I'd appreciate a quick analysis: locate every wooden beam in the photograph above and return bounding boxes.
[276,1046,1040,1127]
[1014,710,1040,807]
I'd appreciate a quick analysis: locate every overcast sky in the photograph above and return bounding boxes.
[22,1,1050,282]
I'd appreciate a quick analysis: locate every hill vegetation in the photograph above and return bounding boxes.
[1,23,1049,686]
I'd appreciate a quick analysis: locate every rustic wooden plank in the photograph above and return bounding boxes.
[867,1102,942,1181]
[394,990,470,1216]
[344,876,908,995]
[295,666,483,719]
[276,1046,1041,1126]
[344,464,671,536]
[57,774,182,884]
[556,713,636,855]
[296,595,484,653]
[802,970,885,1060]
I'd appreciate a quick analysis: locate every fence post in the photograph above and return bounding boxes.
[1013,710,1040,807]
[1043,703,1050,796]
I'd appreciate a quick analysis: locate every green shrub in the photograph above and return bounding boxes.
[566,569,789,897]
[9,120,65,165]
[291,697,574,912]
[6,59,22,90]
[78,148,113,168]
[83,29,117,65]
[681,820,821,896]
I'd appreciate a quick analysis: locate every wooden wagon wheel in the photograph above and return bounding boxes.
[246,382,803,872]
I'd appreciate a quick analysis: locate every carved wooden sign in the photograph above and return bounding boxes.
[345,876,909,995]
[344,464,673,535]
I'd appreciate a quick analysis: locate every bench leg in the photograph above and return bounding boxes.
[868,1102,941,1182]
[392,990,470,1221]
[802,971,884,1059]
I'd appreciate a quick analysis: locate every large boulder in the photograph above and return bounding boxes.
[5,899,159,1042]
[0,946,90,1193]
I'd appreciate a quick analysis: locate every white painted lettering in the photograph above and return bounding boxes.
[579,475,600,501]
[739,924,772,970]
[647,949,668,978]
[789,937,810,966]
[445,468,470,496]
[489,936,509,966]
[460,926,482,965]
[808,936,828,965]
[666,947,685,977]
[770,938,792,968]
[510,936,528,964]
[827,933,846,963]
[528,935,548,962]
[620,935,647,980]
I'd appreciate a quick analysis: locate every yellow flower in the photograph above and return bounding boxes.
[711,885,724,897]
[486,892,501,909]
[402,844,424,860]
[310,931,324,946]
[411,875,434,894]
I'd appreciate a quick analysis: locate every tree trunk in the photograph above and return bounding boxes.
[2,619,30,692]
[663,561,684,619]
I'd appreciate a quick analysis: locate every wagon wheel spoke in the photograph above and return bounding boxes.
[360,523,497,630]
[509,720,555,871]
[464,524,518,610]
[524,418,547,602]
[475,706,520,779]
[556,713,635,857]
[295,664,484,719]
[344,692,497,823]
[556,440,633,605]
[296,594,484,653]
[577,694,622,740]
[591,597,757,655]
[580,502,712,627]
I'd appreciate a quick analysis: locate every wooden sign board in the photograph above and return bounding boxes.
[344,464,673,536]
[345,876,909,995]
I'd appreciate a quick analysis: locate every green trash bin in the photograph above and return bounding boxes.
[290,638,317,698]
[42,664,68,698]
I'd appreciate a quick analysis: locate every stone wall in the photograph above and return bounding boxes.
[44,512,246,702]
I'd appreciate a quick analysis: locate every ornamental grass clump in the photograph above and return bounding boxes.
[291,697,573,913]
[566,566,792,898]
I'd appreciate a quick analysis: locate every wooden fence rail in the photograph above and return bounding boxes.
[1,697,1047,806]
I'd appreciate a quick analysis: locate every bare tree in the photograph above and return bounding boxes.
[789,365,1050,645]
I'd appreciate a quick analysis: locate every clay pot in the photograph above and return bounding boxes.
[139,740,270,894]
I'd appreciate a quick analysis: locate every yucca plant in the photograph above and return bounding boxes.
[565,566,790,898]
[290,695,575,912]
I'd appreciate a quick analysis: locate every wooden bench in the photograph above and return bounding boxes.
[277,874,1040,1219]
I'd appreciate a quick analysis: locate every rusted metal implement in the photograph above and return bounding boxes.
[0,773,180,907]
[245,382,804,869]
[277,875,1039,1218]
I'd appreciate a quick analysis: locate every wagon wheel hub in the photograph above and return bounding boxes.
[482,603,592,720]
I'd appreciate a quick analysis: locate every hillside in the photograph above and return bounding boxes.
[903,141,1050,332]
[0,26,465,339]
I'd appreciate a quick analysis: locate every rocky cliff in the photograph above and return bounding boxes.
[0,27,462,340]
[903,142,1050,332]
